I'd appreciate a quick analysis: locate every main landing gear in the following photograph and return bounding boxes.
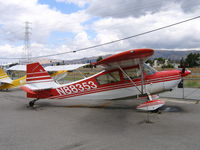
[151,108,162,114]
[29,98,39,108]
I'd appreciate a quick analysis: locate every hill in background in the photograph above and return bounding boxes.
[60,50,200,64]
[152,50,200,60]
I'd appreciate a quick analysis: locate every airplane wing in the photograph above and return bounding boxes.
[0,68,13,84]
[94,49,154,70]
[8,64,88,82]
[44,64,88,71]
[44,64,88,81]
[8,64,88,72]
[7,65,26,71]
[51,70,68,81]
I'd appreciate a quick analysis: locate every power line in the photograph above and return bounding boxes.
[1,15,200,60]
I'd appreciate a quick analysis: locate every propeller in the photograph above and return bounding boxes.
[178,67,185,88]
[181,67,186,74]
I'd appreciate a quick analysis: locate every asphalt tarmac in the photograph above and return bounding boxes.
[160,87,200,100]
[0,89,200,150]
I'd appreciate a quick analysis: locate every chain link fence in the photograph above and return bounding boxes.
[160,78,200,100]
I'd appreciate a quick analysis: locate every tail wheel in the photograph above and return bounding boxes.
[29,99,39,107]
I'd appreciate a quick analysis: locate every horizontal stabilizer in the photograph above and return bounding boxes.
[20,86,36,94]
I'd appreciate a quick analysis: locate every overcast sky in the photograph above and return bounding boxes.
[0,0,200,62]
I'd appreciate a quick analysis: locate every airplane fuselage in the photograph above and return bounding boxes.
[27,65,190,100]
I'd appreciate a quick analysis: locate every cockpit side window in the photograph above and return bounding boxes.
[96,71,120,85]
[143,63,157,75]
[123,67,141,79]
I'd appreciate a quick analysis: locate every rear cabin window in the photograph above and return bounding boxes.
[96,71,120,85]
[123,67,141,79]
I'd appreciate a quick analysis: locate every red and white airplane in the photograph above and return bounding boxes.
[20,49,191,111]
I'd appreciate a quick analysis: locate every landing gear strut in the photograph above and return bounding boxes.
[151,108,162,114]
[29,98,39,108]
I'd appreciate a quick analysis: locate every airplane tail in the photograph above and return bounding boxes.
[20,62,58,98]
[0,68,13,84]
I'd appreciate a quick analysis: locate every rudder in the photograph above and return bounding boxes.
[24,62,58,91]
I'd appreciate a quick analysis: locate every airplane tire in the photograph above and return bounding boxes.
[29,101,35,107]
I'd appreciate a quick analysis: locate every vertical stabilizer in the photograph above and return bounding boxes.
[25,62,58,90]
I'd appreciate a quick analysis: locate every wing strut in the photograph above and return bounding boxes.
[76,69,86,78]
[118,63,165,114]
[118,65,142,94]
[139,61,145,95]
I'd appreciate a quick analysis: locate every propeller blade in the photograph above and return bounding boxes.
[178,79,183,88]
[181,67,186,74]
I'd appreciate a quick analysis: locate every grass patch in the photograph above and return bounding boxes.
[188,68,200,73]
[184,79,200,88]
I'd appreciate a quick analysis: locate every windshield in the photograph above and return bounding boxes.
[143,63,157,75]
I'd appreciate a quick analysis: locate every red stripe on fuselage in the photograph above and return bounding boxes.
[49,75,181,99]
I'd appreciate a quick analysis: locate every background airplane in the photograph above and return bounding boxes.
[0,68,26,90]
[0,64,87,90]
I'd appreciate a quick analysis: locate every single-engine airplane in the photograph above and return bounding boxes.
[20,49,191,111]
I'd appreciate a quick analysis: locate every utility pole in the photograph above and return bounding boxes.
[24,21,31,64]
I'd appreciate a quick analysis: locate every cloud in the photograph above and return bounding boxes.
[87,0,200,18]
[0,0,89,43]
[90,4,200,51]
[0,44,23,63]
[0,0,200,62]
[56,0,90,7]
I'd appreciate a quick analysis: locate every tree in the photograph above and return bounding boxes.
[161,64,174,68]
[184,53,200,67]
[179,57,185,68]
[56,62,60,66]
[155,57,165,64]
[96,56,103,62]
[84,60,93,68]
[146,59,153,66]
